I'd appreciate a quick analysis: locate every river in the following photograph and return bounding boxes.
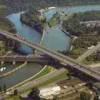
[7,12,71,54]
[7,13,42,54]
[1,5,100,89]
[8,5,100,54]
[0,63,42,89]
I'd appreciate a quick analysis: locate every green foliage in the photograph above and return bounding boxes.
[63,13,86,35]
[0,5,7,16]
[7,96,21,100]
[75,11,100,21]
[48,12,60,27]
[0,18,14,31]
[80,91,91,100]
[63,11,100,59]
[85,51,100,64]
[38,70,69,87]
[33,66,55,79]
[73,34,100,48]
[0,41,6,56]
[63,11,100,36]
[69,47,86,58]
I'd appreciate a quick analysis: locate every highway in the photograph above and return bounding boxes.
[0,29,100,81]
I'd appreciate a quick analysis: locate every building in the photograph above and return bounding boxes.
[39,85,61,99]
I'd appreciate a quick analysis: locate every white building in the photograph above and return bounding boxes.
[39,86,61,99]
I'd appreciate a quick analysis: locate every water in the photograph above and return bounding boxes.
[0,64,19,74]
[7,5,100,54]
[7,12,41,54]
[44,5,100,16]
[44,8,57,21]
[42,5,100,51]
[2,5,100,89]
[0,13,43,89]
[7,11,71,54]
[0,63,42,89]
[41,26,71,52]
[60,5,100,14]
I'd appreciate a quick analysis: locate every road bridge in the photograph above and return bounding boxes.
[0,29,100,81]
[0,55,49,64]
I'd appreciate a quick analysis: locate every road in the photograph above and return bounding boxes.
[76,43,100,63]
[0,29,100,81]
[89,63,100,68]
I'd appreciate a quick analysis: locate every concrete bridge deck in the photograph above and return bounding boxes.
[0,55,45,62]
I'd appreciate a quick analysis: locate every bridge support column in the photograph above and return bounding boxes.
[25,61,28,64]
[12,61,16,65]
[1,61,4,65]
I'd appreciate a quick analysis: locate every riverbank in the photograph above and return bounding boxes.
[0,5,15,32]
[0,17,16,32]
[0,17,19,54]
[5,68,68,100]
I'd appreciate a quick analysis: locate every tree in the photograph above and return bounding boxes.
[0,41,6,56]
[27,87,41,100]
[3,84,6,93]
[0,86,2,92]
[80,91,91,100]
[53,95,58,100]
[13,89,18,95]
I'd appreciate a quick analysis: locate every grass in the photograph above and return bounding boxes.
[49,17,58,27]
[69,47,86,59]
[0,5,7,16]
[7,68,69,100]
[83,57,100,65]
[5,66,55,95]
[33,66,55,79]
[82,59,94,65]
[7,96,21,100]
[20,69,69,98]
[0,18,14,31]
[38,70,69,87]
[6,66,58,100]
[0,5,14,31]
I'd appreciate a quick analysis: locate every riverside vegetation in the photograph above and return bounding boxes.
[0,5,17,56]
[63,11,100,63]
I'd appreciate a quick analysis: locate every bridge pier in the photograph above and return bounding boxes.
[1,61,4,65]
[12,61,16,65]
[25,61,28,64]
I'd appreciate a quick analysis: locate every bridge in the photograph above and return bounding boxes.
[0,55,49,64]
[0,29,100,81]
